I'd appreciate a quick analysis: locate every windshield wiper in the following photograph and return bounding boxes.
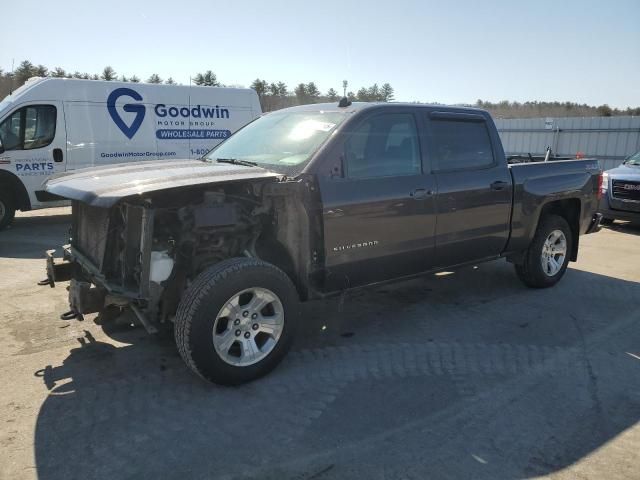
[216,158,258,167]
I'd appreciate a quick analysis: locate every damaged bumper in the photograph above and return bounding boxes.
[43,247,75,288]
[42,245,142,320]
[42,241,173,332]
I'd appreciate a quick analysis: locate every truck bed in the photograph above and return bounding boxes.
[506,158,602,254]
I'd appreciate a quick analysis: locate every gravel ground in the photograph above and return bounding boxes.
[1,207,639,480]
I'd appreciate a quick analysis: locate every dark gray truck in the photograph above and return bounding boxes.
[42,101,603,384]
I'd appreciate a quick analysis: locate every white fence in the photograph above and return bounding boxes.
[495,116,640,171]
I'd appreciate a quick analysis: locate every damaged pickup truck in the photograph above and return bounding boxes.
[42,101,603,384]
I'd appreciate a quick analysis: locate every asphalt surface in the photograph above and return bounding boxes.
[0,207,639,480]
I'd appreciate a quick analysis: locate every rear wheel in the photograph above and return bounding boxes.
[174,258,299,385]
[515,214,572,288]
[0,189,16,231]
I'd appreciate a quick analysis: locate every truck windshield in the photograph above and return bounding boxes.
[204,110,349,173]
[625,151,640,166]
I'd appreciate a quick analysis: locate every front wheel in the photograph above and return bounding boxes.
[174,258,299,385]
[515,214,572,288]
[0,189,16,231]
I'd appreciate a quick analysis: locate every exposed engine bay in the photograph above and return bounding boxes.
[49,178,318,331]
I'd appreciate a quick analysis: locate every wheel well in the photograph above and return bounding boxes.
[254,235,305,300]
[0,170,31,211]
[539,199,581,261]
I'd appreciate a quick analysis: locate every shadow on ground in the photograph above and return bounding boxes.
[32,262,640,479]
[602,220,640,236]
[0,213,71,259]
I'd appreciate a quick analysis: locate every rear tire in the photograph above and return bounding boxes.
[174,258,299,385]
[515,214,572,288]
[0,189,16,231]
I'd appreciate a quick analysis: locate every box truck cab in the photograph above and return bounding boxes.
[0,77,261,229]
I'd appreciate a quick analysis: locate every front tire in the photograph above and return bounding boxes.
[0,189,16,231]
[174,258,299,385]
[515,214,572,288]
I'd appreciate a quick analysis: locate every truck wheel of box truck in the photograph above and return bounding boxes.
[0,188,16,230]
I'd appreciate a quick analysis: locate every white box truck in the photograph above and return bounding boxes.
[0,77,262,229]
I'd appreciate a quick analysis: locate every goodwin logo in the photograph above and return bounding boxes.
[107,88,146,139]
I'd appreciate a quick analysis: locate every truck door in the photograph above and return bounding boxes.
[425,112,512,267]
[318,110,437,290]
[0,101,66,208]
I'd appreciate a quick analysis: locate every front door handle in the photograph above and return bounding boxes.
[326,208,344,218]
[490,181,508,191]
[53,148,63,162]
[410,188,433,200]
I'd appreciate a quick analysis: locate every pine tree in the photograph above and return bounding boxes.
[192,73,205,85]
[51,67,67,78]
[101,66,117,81]
[276,82,288,96]
[201,71,219,86]
[250,79,268,97]
[306,82,320,101]
[34,65,48,77]
[14,60,35,84]
[381,83,394,102]
[294,83,308,104]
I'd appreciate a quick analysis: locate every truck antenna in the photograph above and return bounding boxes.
[338,80,351,107]
[9,58,15,95]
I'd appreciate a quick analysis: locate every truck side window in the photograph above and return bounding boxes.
[0,105,56,151]
[429,119,494,171]
[345,113,420,179]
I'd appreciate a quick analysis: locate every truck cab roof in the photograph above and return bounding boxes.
[278,101,490,116]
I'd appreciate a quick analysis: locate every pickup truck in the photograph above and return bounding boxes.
[599,150,640,225]
[42,101,603,385]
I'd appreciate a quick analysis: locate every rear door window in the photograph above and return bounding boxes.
[345,113,421,179]
[428,118,494,171]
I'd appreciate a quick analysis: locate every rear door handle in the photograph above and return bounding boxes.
[53,148,63,162]
[410,188,433,200]
[490,181,509,191]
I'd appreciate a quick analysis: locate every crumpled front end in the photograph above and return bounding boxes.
[44,181,277,330]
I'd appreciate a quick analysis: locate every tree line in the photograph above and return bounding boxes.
[249,79,395,111]
[0,61,395,112]
[0,60,637,117]
[473,99,640,118]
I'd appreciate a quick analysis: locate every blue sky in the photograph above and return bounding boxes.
[2,0,639,107]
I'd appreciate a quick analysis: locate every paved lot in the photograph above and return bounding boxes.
[1,207,639,480]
